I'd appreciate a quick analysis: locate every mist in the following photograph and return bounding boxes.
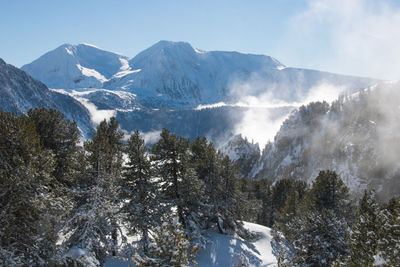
[231,76,346,148]
[232,0,400,158]
[283,0,400,80]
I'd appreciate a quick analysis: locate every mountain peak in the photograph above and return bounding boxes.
[139,40,196,57]
[153,40,193,49]
[21,43,129,89]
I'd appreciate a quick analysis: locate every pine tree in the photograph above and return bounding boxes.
[251,179,273,227]
[287,171,351,266]
[291,209,348,267]
[27,108,80,186]
[151,129,204,229]
[151,129,189,225]
[275,181,308,241]
[378,197,400,265]
[216,155,239,234]
[190,137,221,229]
[236,178,263,224]
[122,130,159,255]
[346,190,380,267]
[307,170,352,220]
[0,111,67,265]
[271,179,294,225]
[63,118,124,263]
[132,217,200,267]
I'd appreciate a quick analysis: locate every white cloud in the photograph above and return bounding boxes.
[286,0,400,80]
[302,83,345,104]
[74,96,116,125]
[141,130,162,145]
[231,78,345,148]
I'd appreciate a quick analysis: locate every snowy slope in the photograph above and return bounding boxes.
[104,221,283,267]
[196,222,280,267]
[22,43,130,89]
[0,58,94,137]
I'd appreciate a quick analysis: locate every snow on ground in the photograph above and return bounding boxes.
[196,222,278,267]
[105,221,279,267]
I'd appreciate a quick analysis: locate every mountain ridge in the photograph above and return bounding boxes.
[21,41,378,109]
[0,57,94,137]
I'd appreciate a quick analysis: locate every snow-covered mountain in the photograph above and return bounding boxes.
[22,41,377,109]
[104,41,286,108]
[21,43,130,89]
[0,58,94,136]
[14,40,380,147]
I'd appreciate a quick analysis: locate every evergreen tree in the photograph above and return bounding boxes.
[151,129,205,230]
[275,181,308,241]
[236,178,263,224]
[0,111,66,265]
[122,131,159,255]
[151,129,189,225]
[132,218,200,267]
[292,209,348,267]
[286,171,351,266]
[378,197,400,265]
[63,118,124,263]
[190,138,242,234]
[271,179,294,225]
[216,155,240,234]
[255,180,273,227]
[346,190,380,267]
[190,137,221,229]
[27,108,80,186]
[307,170,352,220]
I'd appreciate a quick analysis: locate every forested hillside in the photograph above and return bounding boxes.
[228,82,400,201]
[1,108,399,266]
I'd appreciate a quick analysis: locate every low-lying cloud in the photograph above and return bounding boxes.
[141,130,162,145]
[231,75,346,149]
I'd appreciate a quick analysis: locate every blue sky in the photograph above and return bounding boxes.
[1,0,400,79]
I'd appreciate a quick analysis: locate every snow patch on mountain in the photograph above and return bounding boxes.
[112,58,141,79]
[65,47,74,55]
[76,64,108,82]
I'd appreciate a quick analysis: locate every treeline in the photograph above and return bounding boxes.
[238,171,400,266]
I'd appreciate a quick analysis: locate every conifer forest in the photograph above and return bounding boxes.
[1,108,399,266]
